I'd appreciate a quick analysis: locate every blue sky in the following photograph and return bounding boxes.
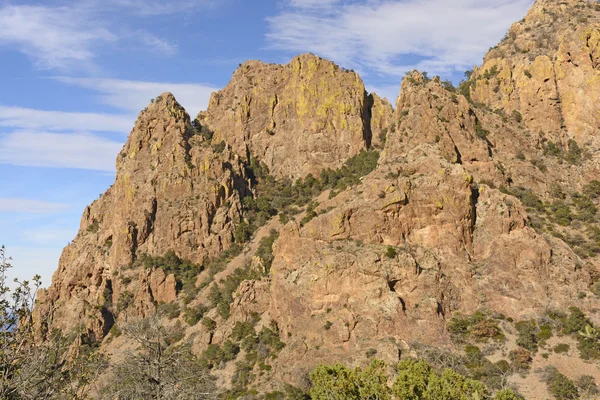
[0,0,534,287]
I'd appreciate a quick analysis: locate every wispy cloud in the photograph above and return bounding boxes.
[288,0,341,9]
[0,198,69,214]
[267,0,534,77]
[0,0,204,71]
[0,4,115,70]
[0,131,123,171]
[0,106,133,133]
[57,77,219,115]
[96,0,215,16]
[133,30,178,55]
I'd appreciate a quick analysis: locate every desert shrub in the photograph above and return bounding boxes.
[255,229,279,275]
[238,151,379,237]
[494,389,525,400]
[515,320,539,352]
[200,341,240,370]
[576,375,599,398]
[385,246,397,259]
[553,343,570,354]
[562,307,588,334]
[133,251,202,292]
[208,265,259,319]
[583,180,600,198]
[475,121,490,140]
[543,366,579,400]
[231,321,256,342]
[449,311,503,342]
[117,291,134,313]
[310,360,391,400]
[512,110,523,123]
[157,302,181,319]
[509,348,532,372]
[183,304,207,326]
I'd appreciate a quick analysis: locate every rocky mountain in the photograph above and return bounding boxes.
[37,0,600,398]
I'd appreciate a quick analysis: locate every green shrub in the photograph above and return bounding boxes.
[563,307,588,334]
[200,341,239,369]
[242,151,379,234]
[157,302,181,319]
[515,320,539,352]
[310,360,391,400]
[233,221,253,243]
[255,229,279,275]
[553,343,570,354]
[576,375,599,398]
[208,265,259,319]
[133,251,202,291]
[201,317,216,332]
[183,304,207,326]
[494,388,525,399]
[365,348,378,358]
[231,321,255,342]
[385,246,397,259]
[117,291,134,313]
[512,110,523,123]
[543,366,579,400]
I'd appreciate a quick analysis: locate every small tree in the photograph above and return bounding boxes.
[100,315,216,399]
[0,245,104,399]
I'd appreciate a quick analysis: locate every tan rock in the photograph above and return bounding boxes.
[199,54,372,179]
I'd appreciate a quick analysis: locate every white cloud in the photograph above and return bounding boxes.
[96,0,215,16]
[0,4,115,69]
[0,106,134,133]
[57,77,219,115]
[0,131,123,171]
[0,0,201,71]
[0,199,69,214]
[267,0,534,77]
[133,30,178,55]
[288,0,341,9]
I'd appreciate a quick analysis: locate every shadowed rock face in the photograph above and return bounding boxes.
[36,2,600,395]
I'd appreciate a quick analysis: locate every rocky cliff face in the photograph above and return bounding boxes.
[39,94,248,339]
[198,54,372,179]
[38,1,600,397]
[471,0,600,144]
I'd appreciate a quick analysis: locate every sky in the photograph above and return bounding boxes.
[0,0,535,288]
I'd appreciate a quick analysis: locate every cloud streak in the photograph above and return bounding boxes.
[0,198,69,214]
[267,0,534,77]
[0,106,134,133]
[57,77,219,115]
[0,131,123,171]
[0,4,115,70]
[0,0,200,71]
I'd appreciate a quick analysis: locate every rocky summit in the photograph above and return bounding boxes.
[36,0,600,398]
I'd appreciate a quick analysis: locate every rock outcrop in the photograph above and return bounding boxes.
[35,2,600,397]
[38,93,248,338]
[198,54,374,179]
[471,0,600,144]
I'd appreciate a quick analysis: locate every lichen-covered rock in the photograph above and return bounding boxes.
[199,54,372,179]
[470,0,600,143]
[39,93,248,338]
